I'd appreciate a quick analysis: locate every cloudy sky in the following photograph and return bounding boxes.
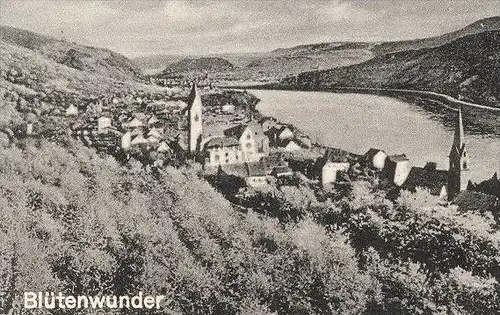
[1,0,499,57]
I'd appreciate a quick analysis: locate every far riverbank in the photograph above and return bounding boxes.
[221,84,500,137]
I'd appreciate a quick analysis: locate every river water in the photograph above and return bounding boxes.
[252,89,500,183]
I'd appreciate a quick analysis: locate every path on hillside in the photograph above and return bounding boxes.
[331,87,500,112]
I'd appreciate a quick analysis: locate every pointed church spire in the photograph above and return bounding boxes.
[448,104,469,201]
[187,82,200,110]
[453,105,464,149]
[187,82,203,153]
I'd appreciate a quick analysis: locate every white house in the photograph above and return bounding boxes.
[97,116,112,134]
[65,104,78,116]
[121,131,132,150]
[365,148,388,170]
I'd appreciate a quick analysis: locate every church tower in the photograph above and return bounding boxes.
[448,105,469,201]
[187,83,203,153]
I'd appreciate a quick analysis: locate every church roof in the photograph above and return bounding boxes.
[402,163,448,196]
[204,136,239,149]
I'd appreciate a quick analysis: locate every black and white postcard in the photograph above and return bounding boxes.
[1,1,499,314]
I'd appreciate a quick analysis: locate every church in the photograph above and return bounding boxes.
[185,83,270,168]
[398,105,469,201]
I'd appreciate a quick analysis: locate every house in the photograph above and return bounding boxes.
[453,190,499,215]
[130,134,148,147]
[148,115,160,128]
[221,104,235,113]
[277,126,294,141]
[296,135,312,149]
[65,104,78,116]
[271,165,294,178]
[224,121,269,162]
[260,117,277,133]
[318,149,351,186]
[121,131,132,150]
[147,127,163,140]
[401,162,449,199]
[280,139,303,151]
[123,117,144,129]
[261,155,287,174]
[365,148,388,170]
[97,115,112,134]
[217,162,268,188]
[246,162,268,187]
[147,135,160,145]
[384,154,410,186]
[204,136,242,167]
[157,141,173,153]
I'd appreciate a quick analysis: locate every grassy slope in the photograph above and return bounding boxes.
[0,25,141,81]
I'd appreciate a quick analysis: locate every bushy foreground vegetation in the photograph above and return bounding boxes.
[1,140,499,314]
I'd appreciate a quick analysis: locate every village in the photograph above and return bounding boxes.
[14,81,491,215]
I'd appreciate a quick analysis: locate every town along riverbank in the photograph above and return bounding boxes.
[250,89,500,184]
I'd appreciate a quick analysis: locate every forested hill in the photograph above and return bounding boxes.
[0,25,141,81]
[161,57,234,75]
[371,16,500,55]
[282,31,500,107]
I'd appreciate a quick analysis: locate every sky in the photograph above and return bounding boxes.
[1,0,499,58]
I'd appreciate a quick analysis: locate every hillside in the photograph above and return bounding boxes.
[282,31,500,107]
[161,57,234,75]
[0,25,165,143]
[0,25,141,81]
[148,17,500,83]
[372,16,500,55]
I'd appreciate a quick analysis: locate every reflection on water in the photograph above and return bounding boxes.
[252,89,500,183]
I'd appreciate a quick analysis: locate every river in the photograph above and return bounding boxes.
[251,89,500,183]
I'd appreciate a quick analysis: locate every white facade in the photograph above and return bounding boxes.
[98,116,112,133]
[322,162,350,185]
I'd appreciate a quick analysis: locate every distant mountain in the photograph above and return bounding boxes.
[372,16,500,55]
[161,57,234,75]
[282,31,500,107]
[0,25,141,81]
[132,54,186,75]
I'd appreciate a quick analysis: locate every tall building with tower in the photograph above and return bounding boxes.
[448,105,469,201]
[187,83,203,153]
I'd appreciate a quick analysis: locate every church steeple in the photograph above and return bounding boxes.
[187,82,203,153]
[448,105,469,201]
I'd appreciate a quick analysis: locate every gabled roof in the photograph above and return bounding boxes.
[261,155,285,169]
[247,161,267,177]
[272,165,293,175]
[323,148,349,163]
[224,121,266,140]
[218,163,248,178]
[205,136,239,149]
[388,154,409,162]
[402,163,448,196]
[365,148,386,159]
[224,124,247,139]
[280,138,303,149]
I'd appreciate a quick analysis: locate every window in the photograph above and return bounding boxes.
[463,161,467,169]
[246,143,252,149]
[225,152,229,156]
[226,159,229,163]
[215,155,219,162]
[194,114,199,122]
[247,133,251,139]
